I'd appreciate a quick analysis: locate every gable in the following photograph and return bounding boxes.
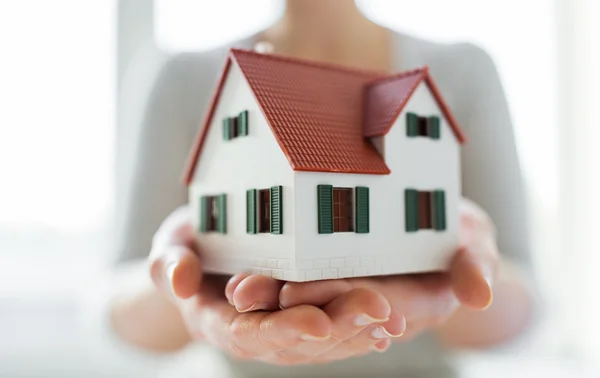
[364,67,466,142]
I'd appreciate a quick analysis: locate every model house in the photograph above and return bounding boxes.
[182,48,466,282]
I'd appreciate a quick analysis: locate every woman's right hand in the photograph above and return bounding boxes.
[148,206,404,365]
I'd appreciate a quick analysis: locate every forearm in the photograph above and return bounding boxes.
[437,259,534,349]
[109,261,192,352]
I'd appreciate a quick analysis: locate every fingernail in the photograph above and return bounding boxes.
[236,302,275,312]
[354,314,389,327]
[165,262,176,282]
[165,262,177,296]
[370,339,391,353]
[236,302,258,313]
[371,326,403,339]
[300,333,331,342]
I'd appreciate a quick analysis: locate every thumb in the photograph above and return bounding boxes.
[450,247,494,310]
[149,245,203,300]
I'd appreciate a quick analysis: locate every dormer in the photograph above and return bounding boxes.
[363,66,466,159]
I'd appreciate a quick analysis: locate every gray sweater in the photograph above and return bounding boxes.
[116,31,530,377]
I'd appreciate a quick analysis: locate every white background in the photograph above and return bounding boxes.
[0,0,598,376]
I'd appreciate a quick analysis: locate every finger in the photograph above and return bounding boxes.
[150,206,197,253]
[373,274,457,322]
[288,288,391,360]
[194,300,331,361]
[450,247,493,310]
[371,338,391,353]
[225,273,250,305]
[280,279,352,308]
[232,275,285,312]
[312,308,405,362]
[149,244,202,299]
[325,287,391,341]
[281,274,456,323]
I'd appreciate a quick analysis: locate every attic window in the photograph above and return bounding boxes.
[223,110,249,140]
[418,117,429,137]
[407,113,441,140]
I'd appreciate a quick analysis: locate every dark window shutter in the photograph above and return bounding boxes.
[433,190,447,231]
[429,116,441,139]
[407,113,419,137]
[199,196,209,233]
[238,110,249,136]
[270,186,283,234]
[355,187,370,233]
[246,189,257,234]
[222,118,231,140]
[317,185,334,234]
[405,189,419,232]
[217,194,227,233]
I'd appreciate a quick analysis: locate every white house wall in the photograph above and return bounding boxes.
[292,82,460,280]
[189,62,295,275]
[383,82,461,276]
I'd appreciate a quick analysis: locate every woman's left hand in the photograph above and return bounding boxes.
[227,198,500,346]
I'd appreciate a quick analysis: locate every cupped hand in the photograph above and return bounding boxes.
[228,198,499,342]
[148,206,406,365]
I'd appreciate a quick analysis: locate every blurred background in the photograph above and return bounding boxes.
[0,0,598,377]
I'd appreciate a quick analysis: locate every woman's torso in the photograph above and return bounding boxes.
[120,29,528,378]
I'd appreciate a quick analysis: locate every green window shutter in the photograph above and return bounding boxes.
[270,186,283,234]
[355,187,370,233]
[222,118,231,140]
[407,113,419,137]
[217,194,227,233]
[317,185,334,234]
[199,196,209,233]
[405,189,419,232]
[238,110,249,136]
[246,189,257,234]
[429,116,441,140]
[433,190,446,231]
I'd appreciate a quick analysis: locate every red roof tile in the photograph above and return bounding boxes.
[183,49,465,185]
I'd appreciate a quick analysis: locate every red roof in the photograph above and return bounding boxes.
[183,49,465,185]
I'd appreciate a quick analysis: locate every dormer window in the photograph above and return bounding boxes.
[223,110,249,140]
[407,113,440,140]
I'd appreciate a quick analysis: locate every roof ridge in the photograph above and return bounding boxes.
[365,66,428,88]
[230,48,389,78]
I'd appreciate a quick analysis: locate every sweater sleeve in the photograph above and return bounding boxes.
[114,54,206,263]
[457,44,532,267]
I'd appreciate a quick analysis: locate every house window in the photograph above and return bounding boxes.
[258,189,270,233]
[223,110,249,140]
[318,185,370,234]
[200,194,227,233]
[246,186,283,234]
[333,188,353,232]
[418,191,433,229]
[406,113,441,139]
[405,189,446,232]
[207,196,218,231]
